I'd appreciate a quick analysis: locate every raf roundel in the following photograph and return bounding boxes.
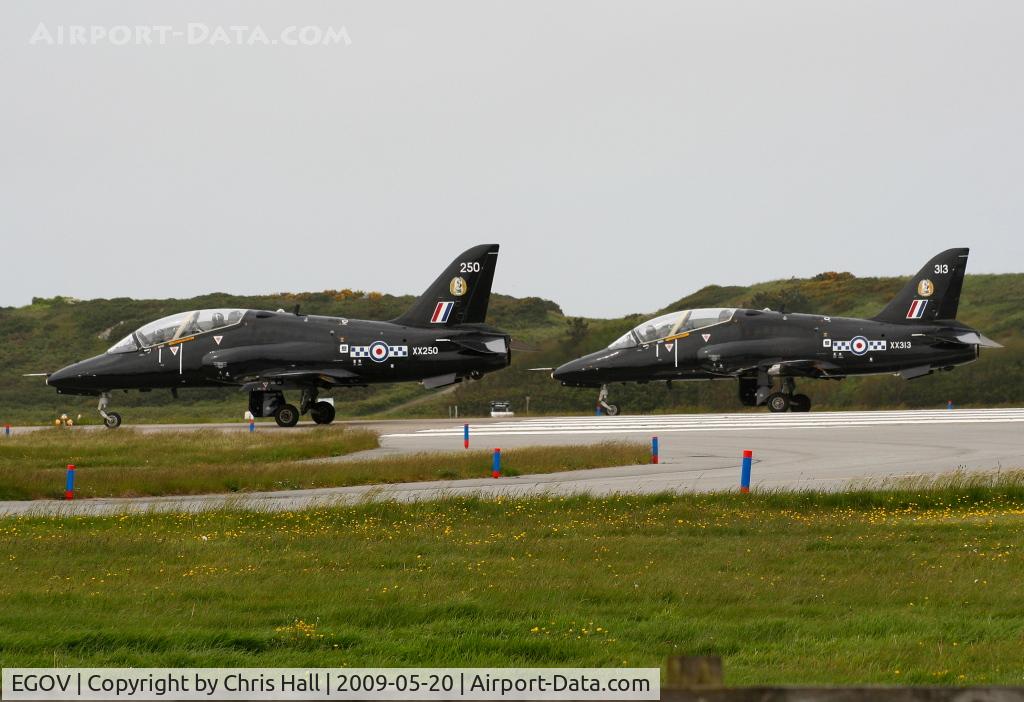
[850,336,869,356]
[368,341,391,363]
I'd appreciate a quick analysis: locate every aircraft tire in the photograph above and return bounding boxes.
[766,393,790,413]
[604,404,620,417]
[274,404,300,428]
[310,401,336,425]
[103,412,122,429]
[790,394,812,412]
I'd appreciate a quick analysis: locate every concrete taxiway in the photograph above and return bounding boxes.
[1,408,1022,516]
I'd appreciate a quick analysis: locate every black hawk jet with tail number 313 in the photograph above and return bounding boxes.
[44,245,510,427]
[553,248,1001,414]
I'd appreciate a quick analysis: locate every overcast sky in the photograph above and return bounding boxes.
[1,1,1022,318]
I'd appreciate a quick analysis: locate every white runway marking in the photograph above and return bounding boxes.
[383,408,1024,438]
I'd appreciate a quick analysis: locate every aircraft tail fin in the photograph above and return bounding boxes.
[392,244,500,327]
[873,248,969,324]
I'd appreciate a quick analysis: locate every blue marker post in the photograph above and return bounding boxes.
[4,423,10,437]
[651,436,659,464]
[249,419,255,433]
[65,464,76,500]
[492,448,501,478]
[740,450,753,493]
[464,423,470,449]
[947,399,954,410]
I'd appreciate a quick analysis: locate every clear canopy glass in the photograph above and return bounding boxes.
[131,309,247,348]
[608,308,736,349]
[107,334,139,354]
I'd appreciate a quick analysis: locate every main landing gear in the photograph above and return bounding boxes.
[248,389,336,427]
[739,377,812,413]
[300,387,336,425]
[596,384,620,416]
[98,392,122,429]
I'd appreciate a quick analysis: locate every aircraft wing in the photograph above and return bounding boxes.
[730,359,844,378]
[239,368,363,388]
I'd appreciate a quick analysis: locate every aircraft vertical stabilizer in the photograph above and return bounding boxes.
[873,248,969,323]
[392,244,500,327]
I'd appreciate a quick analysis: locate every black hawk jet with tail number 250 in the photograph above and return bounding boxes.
[44,245,510,427]
[553,248,1001,414]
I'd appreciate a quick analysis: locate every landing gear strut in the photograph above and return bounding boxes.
[247,388,336,427]
[98,392,122,429]
[301,387,336,425]
[597,384,619,416]
[748,375,813,413]
[248,389,299,427]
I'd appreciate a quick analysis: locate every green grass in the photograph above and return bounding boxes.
[2,475,1024,683]
[0,429,647,499]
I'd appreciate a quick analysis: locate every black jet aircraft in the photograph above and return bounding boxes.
[553,248,1000,414]
[44,245,510,427]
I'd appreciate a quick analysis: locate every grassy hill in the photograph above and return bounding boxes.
[1,272,1021,425]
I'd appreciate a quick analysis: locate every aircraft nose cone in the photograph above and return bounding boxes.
[46,366,71,387]
[552,358,588,382]
[46,357,107,392]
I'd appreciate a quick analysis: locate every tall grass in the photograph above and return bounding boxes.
[0,430,647,499]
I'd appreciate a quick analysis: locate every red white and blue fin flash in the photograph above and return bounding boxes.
[906,299,928,320]
[431,301,455,324]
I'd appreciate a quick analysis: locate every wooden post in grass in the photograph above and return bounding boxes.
[665,655,723,689]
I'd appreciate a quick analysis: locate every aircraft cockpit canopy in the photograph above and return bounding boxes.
[107,308,248,353]
[608,308,736,349]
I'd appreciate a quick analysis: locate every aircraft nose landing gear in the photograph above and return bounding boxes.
[596,385,620,416]
[98,392,122,429]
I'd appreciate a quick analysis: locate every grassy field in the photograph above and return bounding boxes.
[1,475,1023,684]
[0,428,648,499]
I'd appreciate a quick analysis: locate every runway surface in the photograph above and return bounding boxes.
[2,408,1022,516]
[384,408,1024,437]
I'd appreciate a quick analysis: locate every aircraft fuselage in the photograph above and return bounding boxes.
[48,310,511,395]
[554,310,978,387]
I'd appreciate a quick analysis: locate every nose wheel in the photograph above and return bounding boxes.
[596,385,620,416]
[98,392,123,429]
